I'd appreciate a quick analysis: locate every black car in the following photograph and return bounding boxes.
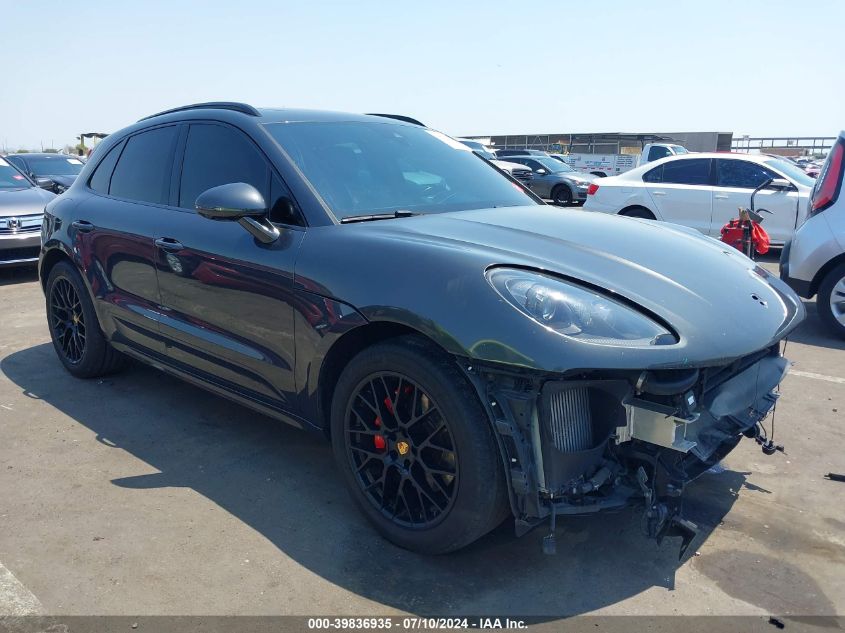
[6,152,85,193]
[41,103,803,554]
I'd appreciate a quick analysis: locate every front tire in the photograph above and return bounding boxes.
[330,336,509,553]
[818,263,845,339]
[46,260,125,378]
[552,185,573,206]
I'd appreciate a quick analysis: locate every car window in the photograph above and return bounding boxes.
[643,165,663,183]
[88,141,125,194]
[179,123,269,210]
[269,174,305,226]
[26,156,84,176]
[716,159,775,189]
[648,146,672,161]
[525,159,545,172]
[265,121,537,219]
[109,127,177,204]
[0,157,33,189]
[6,156,26,172]
[660,158,711,186]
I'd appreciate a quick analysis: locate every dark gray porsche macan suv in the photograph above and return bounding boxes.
[41,103,804,554]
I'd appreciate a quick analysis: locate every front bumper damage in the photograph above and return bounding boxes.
[462,343,790,556]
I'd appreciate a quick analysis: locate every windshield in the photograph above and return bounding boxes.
[671,145,689,154]
[535,156,574,172]
[764,158,816,187]
[0,159,33,189]
[265,122,537,220]
[25,155,84,176]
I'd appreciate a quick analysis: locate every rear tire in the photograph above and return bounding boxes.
[46,260,125,378]
[330,336,509,553]
[817,263,845,339]
[620,206,656,220]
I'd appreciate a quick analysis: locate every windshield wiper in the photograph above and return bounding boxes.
[340,210,420,224]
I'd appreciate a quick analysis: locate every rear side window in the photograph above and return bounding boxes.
[88,141,125,194]
[647,146,672,161]
[109,127,177,204]
[660,158,711,186]
[643,165,663,183]
[179,124,268,209]
[716,159,774,189]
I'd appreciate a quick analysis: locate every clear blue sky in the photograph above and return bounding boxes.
[1,0,843,150]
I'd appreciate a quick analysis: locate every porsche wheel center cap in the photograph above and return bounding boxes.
[396,440,410,456]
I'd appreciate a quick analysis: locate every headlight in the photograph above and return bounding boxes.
[575,181,590,188]
[487,268,676,346]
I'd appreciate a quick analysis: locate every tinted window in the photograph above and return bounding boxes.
[643,165,663,183]
[265,122,537,219]
[88,141,125,194]
[109,127,177,204]
[0,157,33,189]
[6,156,26,172]
[661,158,711,185]
[716,159,774,189]
[179,124,268,209]
[268,175,304,226]
[648,146,672,161]
[26,156,84,176]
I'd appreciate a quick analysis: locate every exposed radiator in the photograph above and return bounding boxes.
[547,386,593,452]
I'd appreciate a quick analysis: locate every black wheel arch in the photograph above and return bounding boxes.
[619,205,656,219]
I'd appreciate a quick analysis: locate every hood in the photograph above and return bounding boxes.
[370,206,804,363]
[0,186,55,217]
[557,170,596,183]
[41,174,78,188]
[492,159,531,172]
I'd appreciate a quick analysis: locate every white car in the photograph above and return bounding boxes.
[583,152,817,245]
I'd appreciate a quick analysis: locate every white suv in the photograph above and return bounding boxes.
[780,132,845,338]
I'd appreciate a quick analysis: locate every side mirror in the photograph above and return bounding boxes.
[34,176,54,190]
[766,178,794,192]
[535,168,548,175]
[195,182,279,244]
[195,182,267,220]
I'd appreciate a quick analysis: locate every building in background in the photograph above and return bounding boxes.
[464,131,733,154]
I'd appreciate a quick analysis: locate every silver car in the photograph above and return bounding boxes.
[0,156,55,267]
[500,154,597,206]
[780,131,845,338]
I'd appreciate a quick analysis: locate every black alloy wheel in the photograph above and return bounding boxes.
[45,260,125,378]
[344,371,458,528]
[552,185,573,206]
[50,277,86,364]
[330,336,509,553]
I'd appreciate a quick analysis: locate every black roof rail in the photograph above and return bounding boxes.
[138,102,261,122]
[365,113,425,127]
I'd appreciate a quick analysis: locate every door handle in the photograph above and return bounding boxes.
[714,194,729,199]
[155,237,184,252]
[71,220,95,233]
[651,190,666,196]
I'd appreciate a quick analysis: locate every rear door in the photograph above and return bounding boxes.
[154,122,305,415]
[643,158,713,235]
[711,158,799,244]
[75,125,179,358]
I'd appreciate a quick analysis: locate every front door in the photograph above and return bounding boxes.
[710,158,800,245]
[154,122,306,416]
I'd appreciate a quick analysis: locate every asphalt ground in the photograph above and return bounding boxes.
[0,255,842,620]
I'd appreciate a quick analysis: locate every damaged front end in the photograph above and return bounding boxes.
[464,342,790,557]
